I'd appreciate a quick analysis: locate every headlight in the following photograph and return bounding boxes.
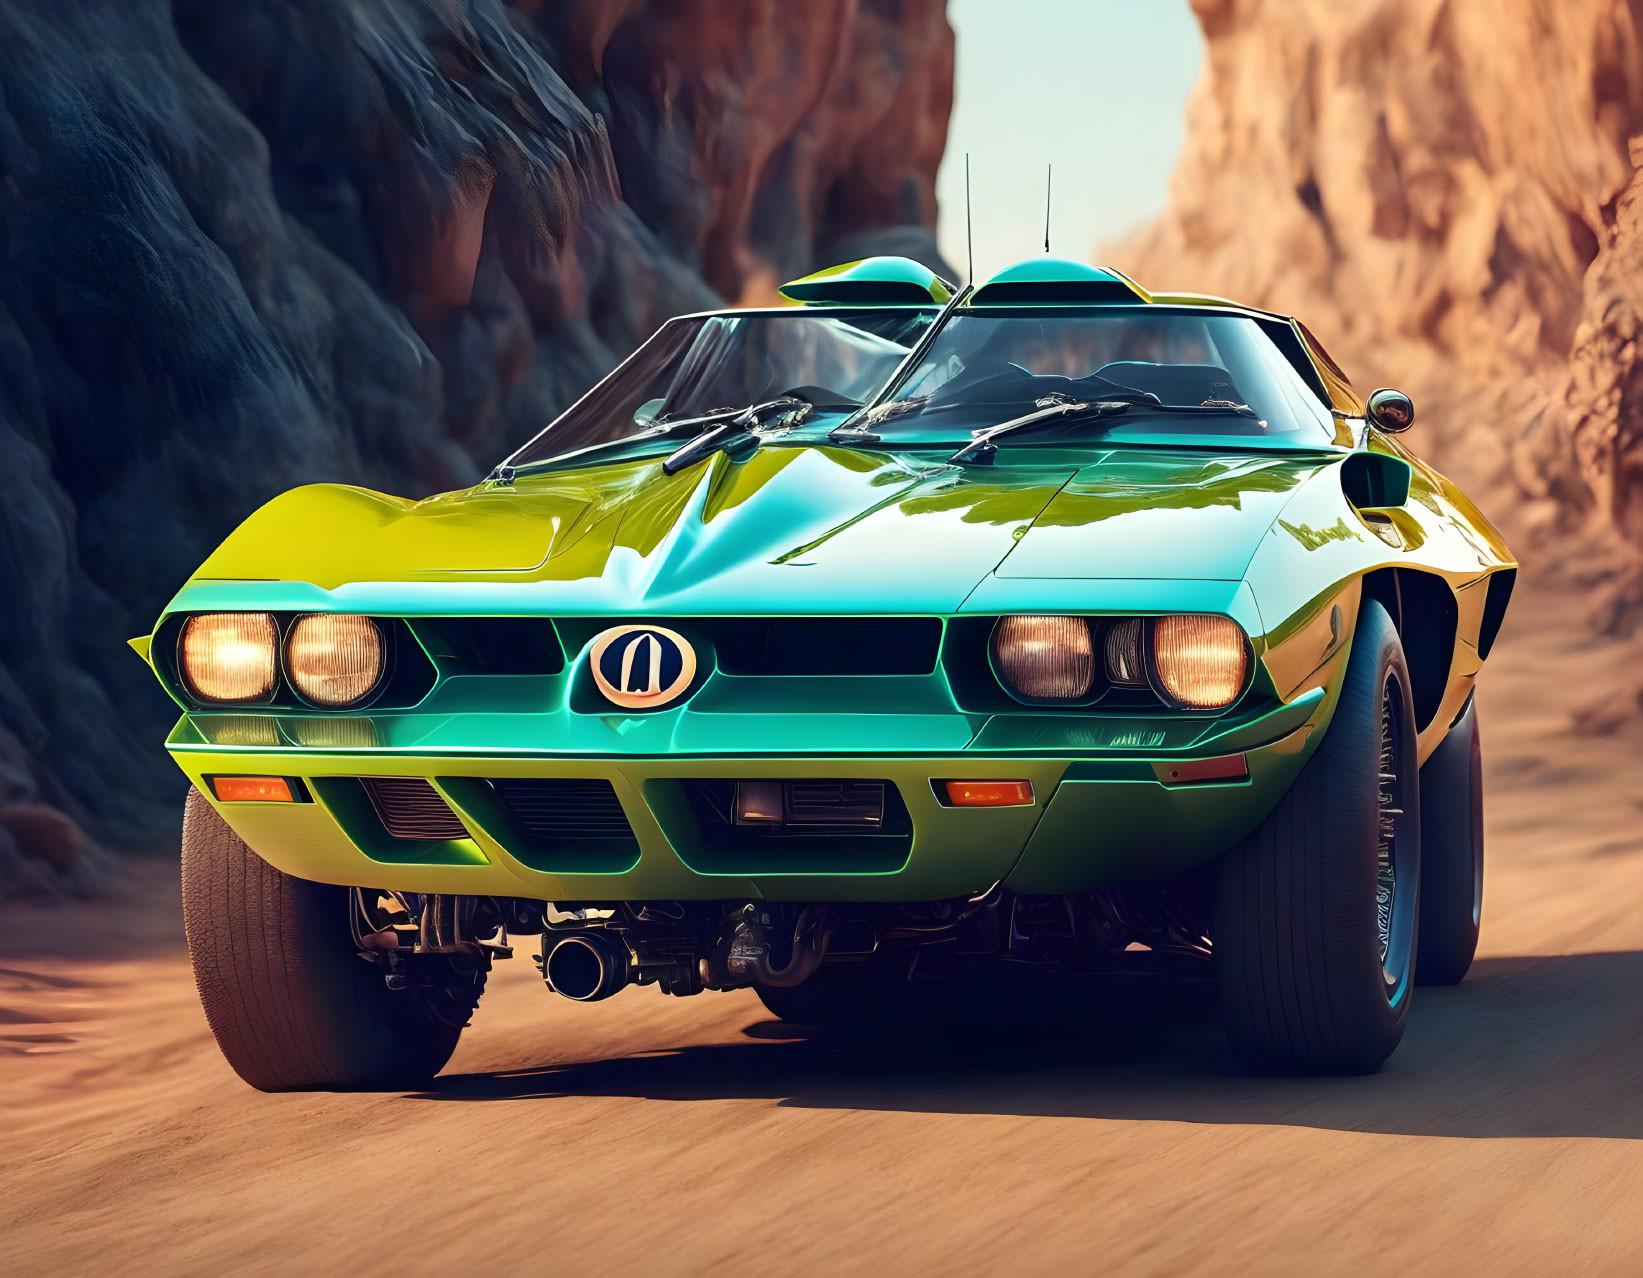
[993,615,1094,701]
[179,613,278,703]
[1150,615,1248,709]
[285,614,386,707]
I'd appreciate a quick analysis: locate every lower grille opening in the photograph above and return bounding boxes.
[308,776,487,866]
[648,778,912,875]
[360,777,468,840]
[491,778,635,840]
[432,776,642,875]
[734,779,887,828]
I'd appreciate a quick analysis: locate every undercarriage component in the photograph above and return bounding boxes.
[351,891,515,993]
[711,903,833,988]
[1006,883,1211,964]
[543,932,630,1001]
[349,880,1214,1010]
[538,901,703,999]
[532,900,836,1001]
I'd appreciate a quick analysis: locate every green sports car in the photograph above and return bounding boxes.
[135,255,1515,1087]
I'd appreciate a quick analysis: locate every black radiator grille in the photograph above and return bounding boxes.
[713,618,942,676]
[785,781,886,827]
[491,779,635,840]
[359,777,468,840]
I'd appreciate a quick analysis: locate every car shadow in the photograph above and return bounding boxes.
[416,951,1643,1141]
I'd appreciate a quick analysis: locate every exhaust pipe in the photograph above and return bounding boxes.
[543,932,629,1001]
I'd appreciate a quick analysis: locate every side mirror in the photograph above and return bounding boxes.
[1366,387,1414,433]
[633,397,666,430]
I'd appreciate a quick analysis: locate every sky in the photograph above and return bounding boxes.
[935,0,1203,282]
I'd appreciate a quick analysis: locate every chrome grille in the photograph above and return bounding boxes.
[359,777,468,840]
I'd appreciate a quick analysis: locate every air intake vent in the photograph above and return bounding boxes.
[490,779,635,840]
[1478,567,1516,660]
[412,617,565,674]
[360,777,468,840]
[786,781,887,827]
[714,618,941,676]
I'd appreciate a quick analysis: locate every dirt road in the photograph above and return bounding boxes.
[3,579,1641,1277]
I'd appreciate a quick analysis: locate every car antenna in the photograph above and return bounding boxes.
[1044,163,1052,253]
[965,152,975,284]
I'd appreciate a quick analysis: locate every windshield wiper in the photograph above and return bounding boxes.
[950,395,1153,464]
[493,400,813,482]
[490,405,762,481]
[830,281,974,444]
[950,395,1262,465]
[661,395,810,475]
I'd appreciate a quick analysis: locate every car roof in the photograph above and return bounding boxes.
[667,257,1364,418]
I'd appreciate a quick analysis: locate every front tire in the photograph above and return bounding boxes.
[1416,697,1483,985]
[1214,600,1421,1074]
[181,788,485,1091]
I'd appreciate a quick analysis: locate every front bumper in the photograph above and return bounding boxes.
[167,691,1329,902]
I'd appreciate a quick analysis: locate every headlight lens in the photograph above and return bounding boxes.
[1150,615,1248,708]
[179,613,278,703]
[993,615,1095,701]
[285,614,385,707]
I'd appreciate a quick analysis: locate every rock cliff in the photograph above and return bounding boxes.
[1115,0,1643,609]
[0,0,953,889]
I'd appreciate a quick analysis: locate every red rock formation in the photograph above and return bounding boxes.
[1115,0,1643,588]
[1559,153,1643,549]
[522,0,954,300]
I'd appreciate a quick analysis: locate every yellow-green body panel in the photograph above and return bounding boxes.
[139,272,1516,905]
[165,713,1324,902]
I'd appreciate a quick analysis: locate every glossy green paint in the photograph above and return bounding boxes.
[968,257,1150,305]
[180,447,1078,613]
[140,265,1517,903]
[146,439,1506,899]
[167,704,1327,902]
[1008,726,1316,893]
[778,256,955,306]
[998,451,1323,580]
[168,445,1358,611]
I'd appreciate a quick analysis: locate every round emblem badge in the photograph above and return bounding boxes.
[588,624,697,710]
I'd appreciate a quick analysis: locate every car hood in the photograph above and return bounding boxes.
[995,449,1325,580]
[191,445,1327,615]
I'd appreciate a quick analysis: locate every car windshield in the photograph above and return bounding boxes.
[507,308,935,469]
[856,308,1337,446]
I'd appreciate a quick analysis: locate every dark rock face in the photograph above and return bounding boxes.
[527,0,954,299]
[0,0,952,882]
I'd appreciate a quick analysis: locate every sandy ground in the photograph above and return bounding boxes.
[2,576,1641,1277]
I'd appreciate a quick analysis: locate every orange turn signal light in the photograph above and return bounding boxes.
[942,779,1034,807]
[211,776,296,803]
